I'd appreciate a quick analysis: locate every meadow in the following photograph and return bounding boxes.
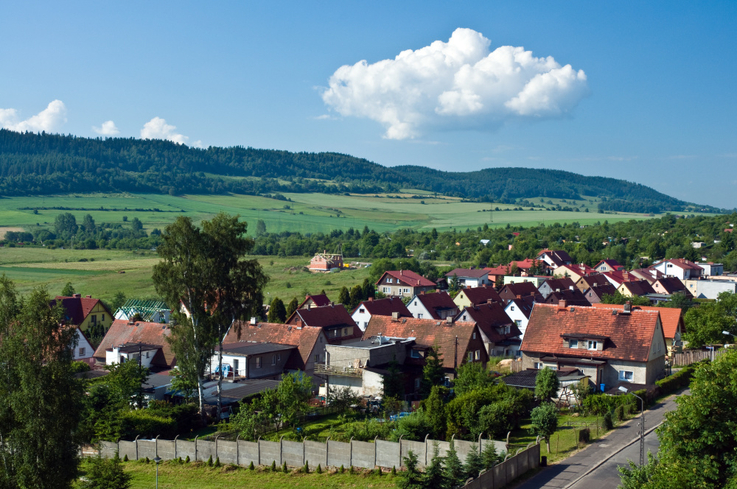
[0,191,652,237]
[0,247,371,307]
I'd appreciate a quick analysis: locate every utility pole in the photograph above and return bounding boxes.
[619,386,644,465]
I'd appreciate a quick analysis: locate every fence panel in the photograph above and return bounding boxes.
[137,440,156,460]
[99,441,118,459]
[259,440,280,466]
[375,440,400,469]
[282,440,304,467]
[327,440,350,468]
[157,440,176,460]
[217,440,238,465]
[351,440,375,469]
[238,440,259,466]
[197,440,215,462]
[304,440,327,468]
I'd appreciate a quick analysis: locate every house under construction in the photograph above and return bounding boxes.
[309,251,344,272]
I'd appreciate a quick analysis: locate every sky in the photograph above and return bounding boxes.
[1,1,735,207]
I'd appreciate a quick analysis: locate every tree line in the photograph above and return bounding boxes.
[0,129,722,213]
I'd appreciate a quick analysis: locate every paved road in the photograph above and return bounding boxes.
[512,390,686,489]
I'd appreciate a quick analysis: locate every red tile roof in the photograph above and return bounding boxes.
[445,268,490,279]
[413,292,458,320]
[456,286,502,305]
[663,258,703,271]
[94,319,175,367]
[511,258,540,270]
[483,265,510,277]
[630,268,665,284]
[376,270,435,287]
[543,289,591,307]
[602,270,633,287]
[542,277,577,293]
[363,316,482,369]
[221,321,325,370]
[619,280,656,296]
[355,297,412,318]
[578,274,611,288]
[594,259,623,270]
[556,264,596,277]
[457,303,520,342]
[537,250,573,266]
[583,283,618,301]
[499,282,539,301]
[591,303,684,340]
[654,277,690,295]
[52,295,110,325]
[522,304,662,363]
[287,304,362,341]
[298,294,332,309]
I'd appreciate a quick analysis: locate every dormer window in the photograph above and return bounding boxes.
[569,339,578,348]
[410,350,421,359]
[587,340,598,350]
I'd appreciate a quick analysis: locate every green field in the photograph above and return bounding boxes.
[0,192,653,237]
[0,248,371,306]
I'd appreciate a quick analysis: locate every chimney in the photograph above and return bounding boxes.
[446,316,453,325]
[73,293,82,298]
[487,299,493,305]
[250,317,257,325]
[516,294,522,300]
[558,299,567,310]
[392,311,400,321]
[86,295,92,298]
[623,301,632,314]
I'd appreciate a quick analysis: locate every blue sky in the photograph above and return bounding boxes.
[1,1,735,207]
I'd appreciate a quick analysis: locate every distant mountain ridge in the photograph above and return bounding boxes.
[0,129,720,213]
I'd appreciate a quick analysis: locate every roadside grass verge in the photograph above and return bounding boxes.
[75,459,396,489]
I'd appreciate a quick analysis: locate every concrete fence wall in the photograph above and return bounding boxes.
[463,443,541,489]
[98,435,507,471]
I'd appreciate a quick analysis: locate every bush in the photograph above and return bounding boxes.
[578,428,590,444]
[214,457,220,467]
[303,461,310,474]
[249,461,254,470]
[81,454,132,489]
[282,461,288,473]
[603,411,614,430]
[316,464,322,474]
[271,460,276,471]
[615,405,625,421]
[119,410,177,439]
[207,455,213,467]
[339,465,344,473]
[71,361,91,374]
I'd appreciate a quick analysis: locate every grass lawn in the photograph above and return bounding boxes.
[76,459,397,489]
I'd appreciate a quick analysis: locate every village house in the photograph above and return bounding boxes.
[309,251,344,271]
[504,297,535,341]
[456,302,521,356]
[536,249,573,272]
[407,291,459,320]
[542,289,591,307]
[503,276,548,288]
[593,259,624,273]
[94,319,176,370]
[483,265,510,285]
[697,262,724,276]
[509,258,543,276]
[363,316,489,398]
[601,270,633,288]
[617,279,656,298]
[453,285,502,309]
[520,302,666,389]
[582,282,619,304]
[375,270,436,298]
[684,279,737,299]
[629,268,665,284]
[445,268,491,288]
[114,299,170,323]
[592,303,685,354]
[351,297,412,332]
[219,320,328,376]
[210,343,297,380]
[652,277,692,297]
[575,273,609,293]
[499,282,540,303]
[651,258,703,281]
[297,293,332,309]
[538,277,577,299]
[552,263,595,283]
[286,304,362,344]
[51,294,113,333]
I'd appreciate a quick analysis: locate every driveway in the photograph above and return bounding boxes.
[511,390,686,489]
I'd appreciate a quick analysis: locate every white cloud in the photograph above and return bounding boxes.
[0,100,67,133]
[321,28,589,139]
[92,120,120,136]
[140,117,189,145]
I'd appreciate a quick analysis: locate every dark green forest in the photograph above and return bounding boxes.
[0,130,721,213]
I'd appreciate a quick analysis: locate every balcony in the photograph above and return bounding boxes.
[315,364,363,378]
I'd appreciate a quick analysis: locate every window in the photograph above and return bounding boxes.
[146,351,150,358]
[272,355,277,366]
[474,350,481,360]
[277,353,281,362]
[410,350,421,359]
[102,314,105,322]
[382,287,390,293]
[534,362,543,369]
[332,329,338,337]
[387,278,393,283]
[79,347,85,357]
[91,315,97,324]
[233,359,239,373]
[468,352,473,362]
[569,339,578,348]
[417,313,423,319]
[343,327,349,336]
[515,320,522,327]
[472,332,476,339]
[619,370,634,381]
[587,340,598,350]
[414,378,421,390]
[314,354,320,362]
[256,357,262,368]
[359,308,365,314]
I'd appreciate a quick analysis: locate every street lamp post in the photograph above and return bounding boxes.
[619,386,645,465]
[154,456,162,488]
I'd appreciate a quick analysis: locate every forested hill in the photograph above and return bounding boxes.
[0,129,719,213]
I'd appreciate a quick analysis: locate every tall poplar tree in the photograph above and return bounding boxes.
[0,277,83,488]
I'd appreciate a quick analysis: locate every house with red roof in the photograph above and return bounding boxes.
[582,282,619,304]
[94,319,176,370]
[521,302,666,389]
[510,258,543,276]
[552,264,595,283]
[407,292,459,320]
[351,297,412,332]
[541,289,591,307]
[483,265,510,284]
[286,303,362,344]
[444,268,491,288]
[629,268,665,284]
[651,258,703,281]
[498,282,539,303]
[617,279,656,298]
[298,294,332,309]
[505,297,535,341]
[453,285,502,309]
[456,302,521,356]
[536,249,573,272]
[576,274,609,293]
[363,316,489,397]
[652,277,692,297]
[51,294,112,333]
[218,321,329,376]
[375,270,436,298]
[601,270,633,288]
[592,303,685,354]
[538,277,577,299]
[594,259,624,273]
